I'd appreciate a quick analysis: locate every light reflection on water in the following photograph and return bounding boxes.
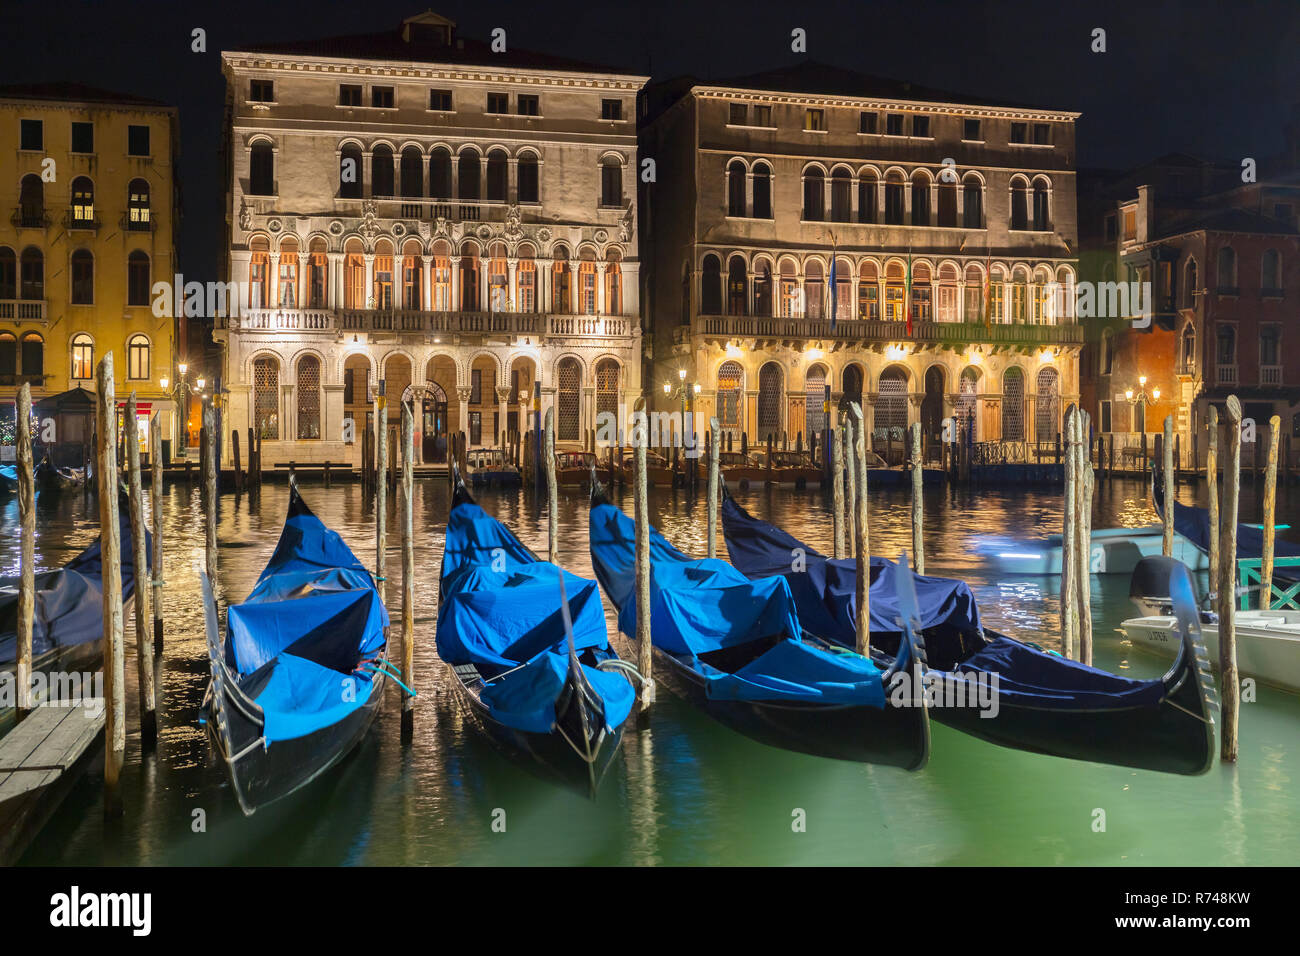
[4,473,1298,865]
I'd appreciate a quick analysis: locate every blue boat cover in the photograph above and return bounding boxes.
[1157,486,1300,584]
[438,501,633,734]
[588,501,886,706]
[0,465,16,490]
[721,495,982,645]
[0,497,147,664]
[226,490,388,743]
[722,497,1171,711]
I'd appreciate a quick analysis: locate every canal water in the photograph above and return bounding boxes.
[4,472,1298,865]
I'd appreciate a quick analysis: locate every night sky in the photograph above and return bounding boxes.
[3,0,1297,281]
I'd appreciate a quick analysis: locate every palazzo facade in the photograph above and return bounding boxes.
[640,64,1084,460]
[217,13,645,466]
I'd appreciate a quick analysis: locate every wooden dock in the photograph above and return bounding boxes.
[0,700,105,865]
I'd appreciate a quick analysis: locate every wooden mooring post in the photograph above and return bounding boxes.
[400,401,415,734]
[545,408,558,562]
[231,429,243,494]
[15,383,35,718]
[1207,407,1220,582]
[1261,415,1280,609]
[707,416,720,559]
[910,421,924,575]
[95,355,126,817]
[1162,415,1175,556]
[375,396,388,594]
[124,395,156,745]
[1061,406,1078,660]
[849,403,870,656]
[632,398,653,712]
[842,413,857,559]
[830,421,844,560]
[1220,396,1242,762]
[1076,409,1095,667]
[203,402,218,583]
[151,415,165,657]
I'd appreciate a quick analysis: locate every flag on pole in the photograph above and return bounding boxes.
[982,247,992,331]
[904,250,913,337]
[828,240,838,332]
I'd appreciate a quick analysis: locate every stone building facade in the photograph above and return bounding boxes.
[639,64,1083,461]
[217,13,645,466]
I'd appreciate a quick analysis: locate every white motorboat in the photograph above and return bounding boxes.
[983,525,1211,576]
[1121,609,1300,695]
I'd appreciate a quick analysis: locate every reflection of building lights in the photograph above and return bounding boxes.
[885,344,910,361]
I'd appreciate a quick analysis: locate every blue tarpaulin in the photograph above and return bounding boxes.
[588,501,887,706]
[438,502,633,735]
[1156,478,1300,583]
[226,489,388,743]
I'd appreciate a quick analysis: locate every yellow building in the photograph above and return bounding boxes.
[0,82,180,463]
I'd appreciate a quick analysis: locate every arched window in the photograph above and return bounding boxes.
[18,174,43,226]
[753,258,773,316]
[458,150,480,204]
[20,333,42,377]
[605,250,622,315]
[371,145,395,197]
[963,264,984,322]
[877,367,908,436]
[600,158,622,207]
[962,175,982,227]
[1032,179,1050,231]
[402,240,422,310]
[297,355,321,439]
[19,247,43,300]
[0,333,15,377]
[371,239,393,310]
[832,258,851,318]
[578,256,598,314]
[70,177,95,224]
[911,171,930,226]
[1183,257,1199,308]
[254,357,280,439]
[400,146,424,199]
[937,176,956,227]
[778,259,799,317]
[128,178,151,230]
[486,149,508,202]
[989,266,1006,322]
[71,249,94,305]
[937,262,959,322]
[842,363,864,406]
[1010,177,1029,230]
[0,247,15,299]
[488,243,509,311]
[701,254,722,314]
[1216,324,1236,367]
[1011,266,1028,322]
[1035,366,1060,441]
[802,168,824,221]
[911,262,932,322]
[595,358,620,423]
[432,242,452,311]
[556,357,581,442]
[858,260,879,319]
[805,364,828,439]
[884,171,905,224]
[250,236,270,308]
[309,237,328,308]
[830,168,851,222]
[1216,246,1236,291]
[1180,324,1195,371]
[752,162,772,219]
[1262,249,1281,291]
[858,171,877,223]
[551,247,570,312]
[340,144,364,199]
[458,244,478,310]
[517,152,539,203]
[71,333,93,380]
[727,256,747,315]
[1002,367,1025,441]
[717,361,743,429]
[957,367,979,440]
[127,334,150,380]
[517,248,537,312]
[429,147,452,200]
[757,362,782,439]
[278,236,298,308]
[804,261,823,319]
[249,142,274,196]
[727,160,746,217]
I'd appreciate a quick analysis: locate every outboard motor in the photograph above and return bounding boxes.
[1129,555,1217,622]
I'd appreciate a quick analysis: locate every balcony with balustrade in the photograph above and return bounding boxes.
[220,307,632,341]
[0,300,47,322]
[684,313,1082,350]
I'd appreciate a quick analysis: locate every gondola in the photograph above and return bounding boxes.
[1,494,145,718]
[199,480,390,815]
[721,493,1219,775]
[34,458,88,493]
[588,475,930,770]
[437,464,633,796]
[1154,471,1300,583]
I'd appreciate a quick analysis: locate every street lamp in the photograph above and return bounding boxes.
[665,368,697,460]
[1125,375,1160,433]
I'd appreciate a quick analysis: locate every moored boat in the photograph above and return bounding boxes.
[721,493,1219,775]
[981,524,1211,576]
[755,450,822,489]
[467,447,521,487]
[718,451,766,489]
[554,446,613,486]
[0,464,16,493]
[589,476,930,770]
[34,459,88,494]
[199,481,390,815]
[438,467,632,795]
[616,449,674,487]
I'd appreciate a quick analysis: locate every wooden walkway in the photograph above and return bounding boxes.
[0,700,104,865]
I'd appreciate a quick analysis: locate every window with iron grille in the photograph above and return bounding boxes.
[757,363,782,439]
[596,359,619,423]
[1002,368,1025,441]
[876,370,908,434]
[254,357,280,440]
[297,356,321,439]
[1035,367,1059,441]
[556,358,581,442]
[717,361,743,428]
[805,366,827,440]
[957,368,978,440]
